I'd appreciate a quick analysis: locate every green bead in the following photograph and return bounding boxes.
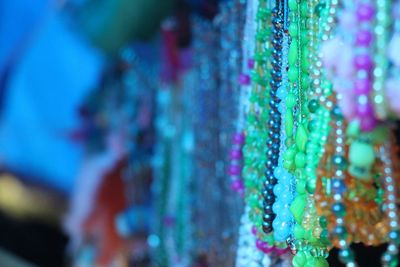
[296,179,306,194]
[290,195,307,224]
[289,39,299,65]
[285,112,294,136]
[300,2,308,17]
[288,67,299,82]
[289,23,298,37]
[295,152,306,168]
[346,120,360,137]
[284,159,295,171]
[308,99,320,113]
[301,54,310,72]
[315,257,329,267]
[296,124,308,152]
[289,0,298,11]
[306,177,317,194]
[247,114,256,124]
[284,146,297,160]
[301,75,310,90]
[319,216,328,228]
[349,141,375,167]
[308,119,317,132]
[315,3,326,17]
[286,93,297,109]
[293,251,307,267]
[294,224,306,239]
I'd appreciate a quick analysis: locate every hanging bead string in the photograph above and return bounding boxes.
[272,28,296,243]
[235,208,272,267]
[329,100,357,267]
[379,141,400,267]
[262,0,284,235]
[285,0,338,265]
[353,0,377,132]
[243,0,276,246]
[372,0,391,120]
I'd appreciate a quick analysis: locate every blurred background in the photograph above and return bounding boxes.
[0,0,193,266]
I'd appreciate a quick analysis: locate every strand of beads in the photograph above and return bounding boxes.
[242,0,275,247]
[372,0,391,120]
[262,2,284,235]
[236,208,271,267]
[353,0,377,132]
[229,0,258,197]
[285,0,333,266]
[329,103,357,266]
[273,27,296,243]
[379,142,400,267]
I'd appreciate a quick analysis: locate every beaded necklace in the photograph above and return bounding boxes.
[262,0,285,235]
[284,0,338,266]
[243,0,275,245]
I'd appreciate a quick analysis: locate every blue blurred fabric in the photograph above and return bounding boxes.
[0,1,104,193]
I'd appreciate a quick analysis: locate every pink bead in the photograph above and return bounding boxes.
[354,79,372,95]
[229,149,242,160]
[228,164,241,176]
[357,3,375,21]
[356,30,373,46]
[233,132,245,144]
[239,73,250,85]
[354,54,373,70]
[360,117,377,132]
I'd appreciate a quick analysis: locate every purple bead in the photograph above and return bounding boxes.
[248,58,255,69]
[360,116,377,132]
[229,149,242,160]
[356,102,374,117]
[233,132,245,144]
[354,78,372,94]
[255,239,263,251]
[357,3,375,21]
[231,179,244,193]
[251,226,257,235]
[356,30,373,46]
[238,73,251,85]
[354,54,373,70]
[228,164,241,175]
